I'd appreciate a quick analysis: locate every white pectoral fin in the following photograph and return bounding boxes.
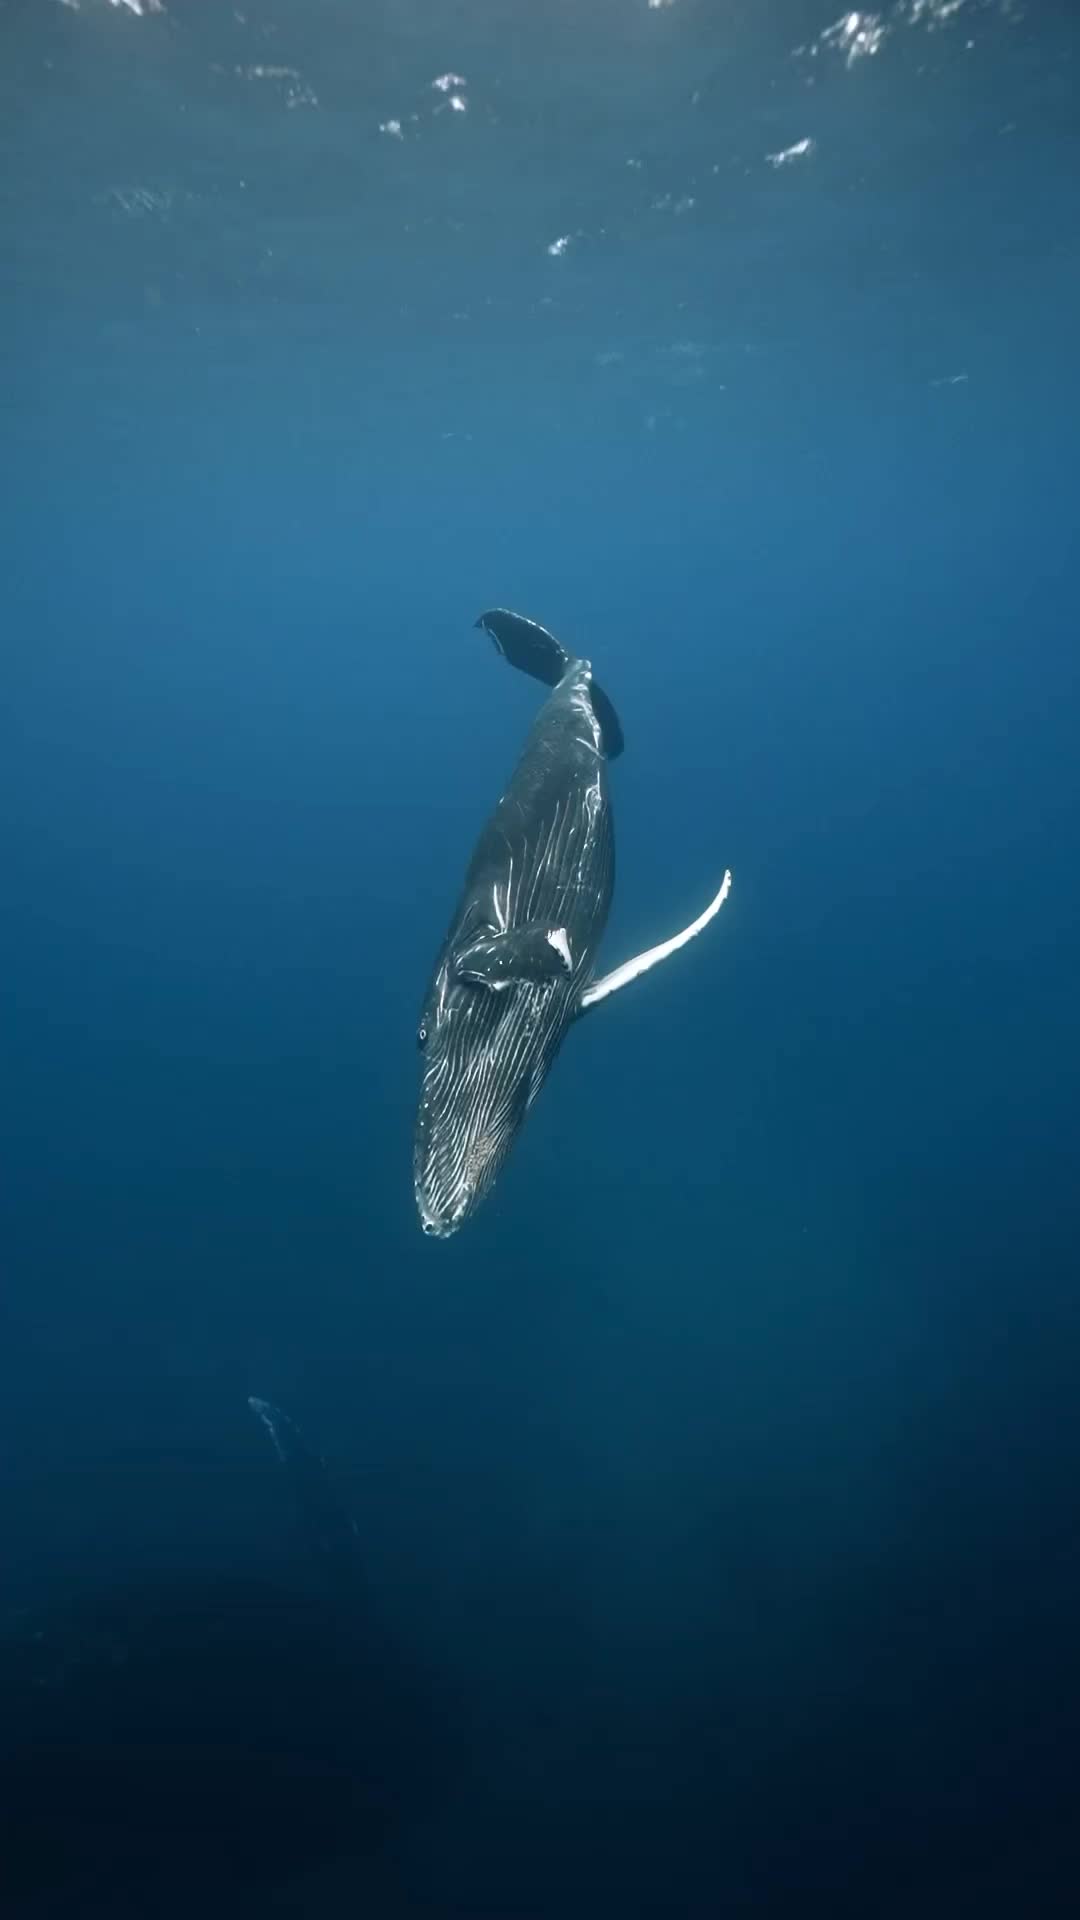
[455,923,573,989]
[578,869,732,1014]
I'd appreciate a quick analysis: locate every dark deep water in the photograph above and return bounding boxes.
[3,0,1080,1913]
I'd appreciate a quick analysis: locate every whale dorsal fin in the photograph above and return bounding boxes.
[578,871,732,1013]
[455,924,574,991]
[475,608,625,760]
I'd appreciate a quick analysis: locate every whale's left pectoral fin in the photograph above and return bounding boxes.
[577,870,732,1014]
[456,924,574,990]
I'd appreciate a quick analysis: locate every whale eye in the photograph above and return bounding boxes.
[417,1022,428,1049]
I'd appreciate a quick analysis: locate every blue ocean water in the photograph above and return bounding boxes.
[3,0,1079,1912]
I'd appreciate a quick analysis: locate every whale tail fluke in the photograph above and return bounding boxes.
[475,607,569,685]
[475,607,624,759]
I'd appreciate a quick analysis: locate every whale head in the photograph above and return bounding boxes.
[412,955,558,1238]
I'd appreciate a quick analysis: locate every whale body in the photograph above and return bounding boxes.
[413,609,732,1238]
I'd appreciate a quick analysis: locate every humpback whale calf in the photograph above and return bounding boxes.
[413,608,732,1238]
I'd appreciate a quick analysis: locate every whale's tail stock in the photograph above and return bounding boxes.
[474,607,624,760]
